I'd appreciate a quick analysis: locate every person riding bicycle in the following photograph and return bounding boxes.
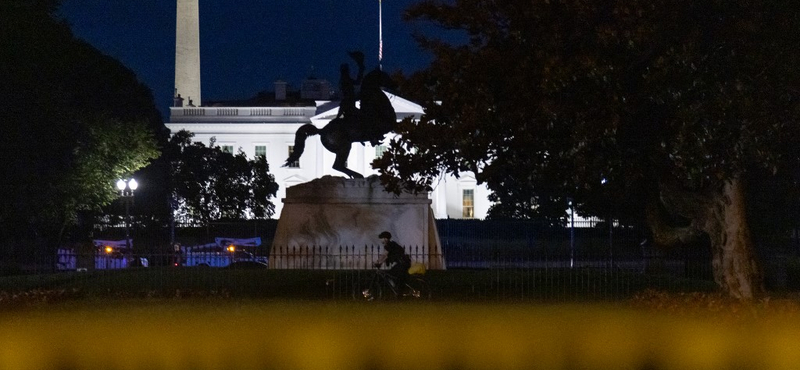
[373,231,411,290]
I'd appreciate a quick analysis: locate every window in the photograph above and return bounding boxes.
[255,145,267,159]
[220,145,234,154]
[462,189,474,219]
[374,145,387,159]
[287,146,299,168]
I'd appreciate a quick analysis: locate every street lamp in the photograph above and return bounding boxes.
[568,197,575,269]
[600,177,613,268]
[116,178,138,250]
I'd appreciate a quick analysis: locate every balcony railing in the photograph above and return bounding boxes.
[169,106,317,122]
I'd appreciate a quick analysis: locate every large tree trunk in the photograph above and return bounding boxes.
[647,176,764,299]
[700,177,764,299]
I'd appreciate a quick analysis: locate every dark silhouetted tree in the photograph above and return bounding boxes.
[166,131,279,226]
[0,0,162,259]
[378,0,800,298]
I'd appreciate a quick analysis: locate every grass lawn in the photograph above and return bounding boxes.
[0,266,719,303]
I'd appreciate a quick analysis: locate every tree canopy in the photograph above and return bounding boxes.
[166,131,279,225]
[379,0,800,298]
[0,0,162,255]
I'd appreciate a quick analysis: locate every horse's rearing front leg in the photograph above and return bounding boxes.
[332,152,364,179]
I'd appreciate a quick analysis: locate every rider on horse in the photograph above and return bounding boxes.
[284,51,397,178]
[336,51,386,146]
[337,51,364,121]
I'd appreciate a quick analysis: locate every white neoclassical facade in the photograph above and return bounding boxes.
[164,92,492,219]
[165,0,491,219]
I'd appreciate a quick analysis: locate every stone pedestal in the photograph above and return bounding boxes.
[269,176,445,269]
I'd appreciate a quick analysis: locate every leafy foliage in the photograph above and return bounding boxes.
[380,0,800,225]
[0,0,162,253]
[71,114,160,211]
[378,0,800,297]
[166,131,279,224]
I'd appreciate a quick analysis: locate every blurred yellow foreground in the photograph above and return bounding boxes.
[2,301,799,370]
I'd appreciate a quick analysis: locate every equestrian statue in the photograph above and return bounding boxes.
[283,51,397,178]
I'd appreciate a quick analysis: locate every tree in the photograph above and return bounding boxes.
[0,0,162,258]
[166,131,279,225]
[378,0,800,298]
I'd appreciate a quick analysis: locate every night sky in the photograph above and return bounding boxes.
[57,0,440,120]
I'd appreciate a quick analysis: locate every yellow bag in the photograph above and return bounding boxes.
[408,262,426,275]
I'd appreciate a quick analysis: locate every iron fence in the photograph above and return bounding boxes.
[6,218,800,299]
[24,247,722,302]
[268,245,441,270]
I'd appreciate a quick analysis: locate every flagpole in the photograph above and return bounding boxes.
[378,0,383,70]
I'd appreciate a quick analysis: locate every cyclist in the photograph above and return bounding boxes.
[373,231,411,291]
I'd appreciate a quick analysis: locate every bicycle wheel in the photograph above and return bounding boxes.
[353,278,382,301]
[405,277,431,299]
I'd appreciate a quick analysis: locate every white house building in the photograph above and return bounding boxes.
[164,84,492,219]
[165,0,491,219]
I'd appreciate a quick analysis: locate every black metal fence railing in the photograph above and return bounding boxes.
[268,245,442,270]
[266,243,717,283]
[46,243,713,276]
[13,244,800,301]
[7,218,800,299]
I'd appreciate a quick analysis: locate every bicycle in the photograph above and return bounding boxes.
[353,268,431,301]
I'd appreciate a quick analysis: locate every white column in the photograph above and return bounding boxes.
[175,0,201,106]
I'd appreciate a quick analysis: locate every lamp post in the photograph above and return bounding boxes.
[601,177,613,268]
[568,197,575,269]
[116,178,138,250]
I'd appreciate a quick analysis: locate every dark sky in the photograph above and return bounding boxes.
[58,0,440,119]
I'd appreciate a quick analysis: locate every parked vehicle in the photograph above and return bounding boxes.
[56,239,148,271]
[180,237,267,268]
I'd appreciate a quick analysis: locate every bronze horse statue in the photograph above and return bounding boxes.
[283,67,397,178]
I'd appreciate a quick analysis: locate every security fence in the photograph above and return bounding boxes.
[5,218,800,299]
[268,245,441,270]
